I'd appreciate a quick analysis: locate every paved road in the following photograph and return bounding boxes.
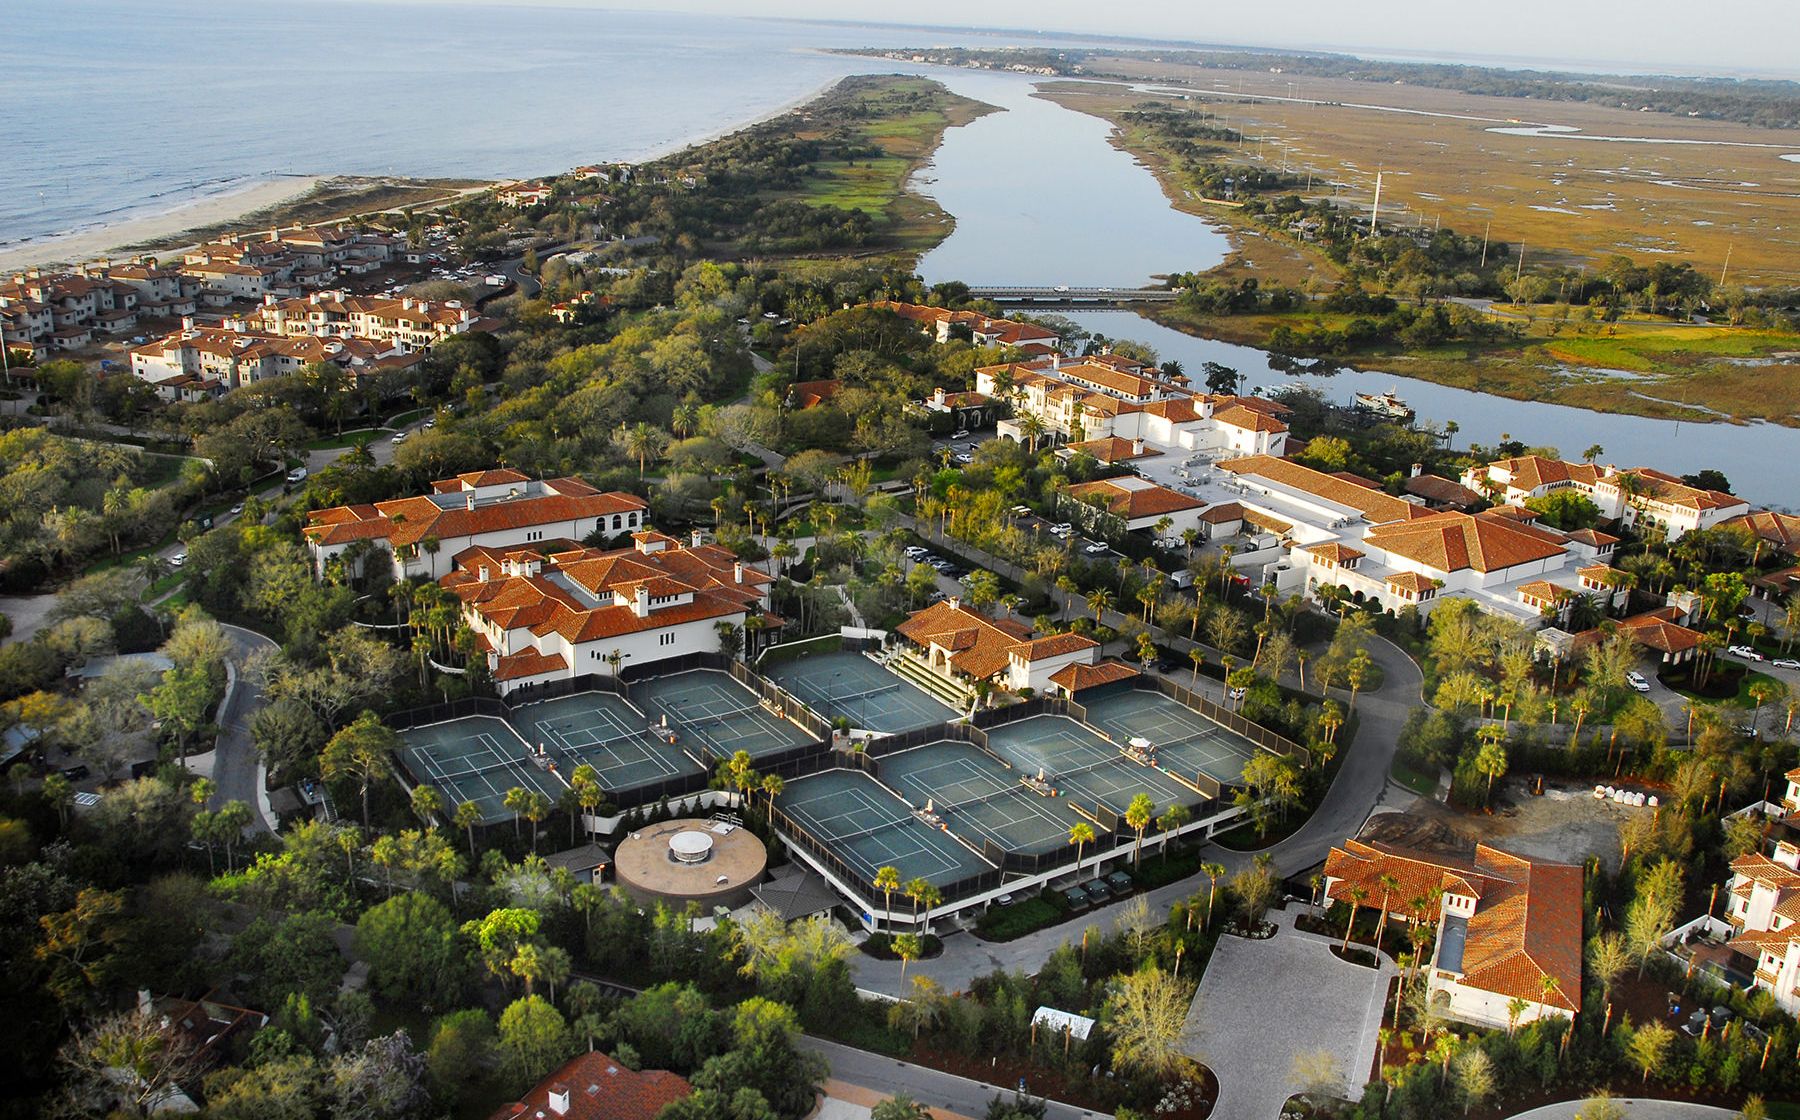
[1506,1102,1739,1119]
[209,623,280,833]
[805,1036,1106,1120]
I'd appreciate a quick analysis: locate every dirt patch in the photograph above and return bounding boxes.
[1363,778,1645,871]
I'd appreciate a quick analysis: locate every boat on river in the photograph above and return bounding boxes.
[1353,388,1415,422]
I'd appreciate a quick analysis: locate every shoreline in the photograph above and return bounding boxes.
[0,175,325,274]
[0,68,856,278]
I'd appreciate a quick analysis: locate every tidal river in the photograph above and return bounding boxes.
[903,67,1797,508]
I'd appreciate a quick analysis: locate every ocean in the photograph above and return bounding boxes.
[0,0,1001,252]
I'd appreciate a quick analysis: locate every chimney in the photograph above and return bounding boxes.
[690,529,702,548]
[933,387,945,405]
[1051,352,1061,370]
[547,1084,571,1116]
[949,596,962,612]
[634,585,650,618]
[733,562,744,584]
[1133,438,1145,456]
[465,493,475,510]
[181,315,195,330]
[402,297,415,310]
[1410,463,1423,478]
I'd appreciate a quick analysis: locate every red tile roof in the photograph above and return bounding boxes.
[489,1051,691,1120]
[1363,511,1569,574]
[1048,659,1141,693]
[1065,478,1201,520]
[896,600,1035,682]
[304,478,644,548]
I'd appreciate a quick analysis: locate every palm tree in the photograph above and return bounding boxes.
[904,877,929,926]
[1342,885,1369,950]
[1188,646,1205,687]
[1085,587,1114,623]
[409,783,443,827]
[1373,872,1401,954]
[1125,794,1156,867]
[502,786,530,841]
[1068,822,1097,880]
[1202,861,1226,928]
[873,865,902,932]
[523,790,551,852]
[454,800,482,856]
[620,421,667,479]
[893,933,923,987]
[760,773,785,815]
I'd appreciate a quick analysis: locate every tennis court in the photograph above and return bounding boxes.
[880,740,1084,856]
[762,649,954,733]
[508,692,702,793]
[778,769,995,888]
[1082,690,1257,785]
[982,715,1204,816]
[635,670,816,759]
[400,716,562,824]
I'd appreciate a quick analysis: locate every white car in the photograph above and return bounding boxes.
[952,429,971,440]
[903,546,928,559]
[285,467,308,483]
[1082,541,1110,556]
[1774,659,1800,670]
[1049,522,1073,534]
[1049,526,1074,539]
[1009,505,1031,517]
[229,503,245,516]
[391,431,408,444]
[1730,645,1765,662]
[1625,671,1651,693]
[169,553,186,568]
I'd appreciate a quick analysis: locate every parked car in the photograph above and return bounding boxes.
[952,429,971,440]
[1228,686,1247,702]
[390,431,408,444]
[61,764,90,782]
[1729,645,1766,661]
[995,892,1015,907]
[169,552,186,568]
[1774,659,1800,670]
[285,466,308,483]
[1010,505,1031,517]
[1625,670,1651,693]
[903,546,928,559]
[1082,541,1110,556]
[1050,522,1073,534]
[952,452,973,465]
[229,503,245,516]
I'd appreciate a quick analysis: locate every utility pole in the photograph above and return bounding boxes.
[1368,170,1383,238]
[1516,241,1527,292]
[1480,219,1492,268]
[1719,242,1733,288]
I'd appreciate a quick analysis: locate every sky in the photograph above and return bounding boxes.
[412,0,1798,78]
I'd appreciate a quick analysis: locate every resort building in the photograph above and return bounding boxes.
[1063,475,1206,536]
[1462,456,1748,541]
[1324,837,1583,1029]
[303,470,649,580]
[0,268,141,349]
[1718,780,1800,1017]
[251,289,487,350]
[440,529,777,694]
[489,1051,691,1120]
[873,300,1061,354]
[978,354,1289,458]
[894,599,1100,697]
[129,324,417,400]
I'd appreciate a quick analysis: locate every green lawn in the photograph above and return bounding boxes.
[1390,755,1440,797]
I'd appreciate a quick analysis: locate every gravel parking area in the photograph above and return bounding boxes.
[1186,913,1393,1119]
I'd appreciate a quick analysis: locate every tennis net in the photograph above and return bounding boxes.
[557,729,651,762]
[672,703,763,731]
[415,754,521,783]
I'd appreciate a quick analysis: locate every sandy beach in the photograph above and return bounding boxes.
[0,175,323,274]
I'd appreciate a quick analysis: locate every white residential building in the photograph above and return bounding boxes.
[442,529,777,694]
[303,470,649,580]
[1463,455,1748,541]
[894,599,1101,696]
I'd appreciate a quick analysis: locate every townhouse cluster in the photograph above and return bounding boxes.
[303,470,778,693]
[0,225,405,361]
[129,288,489,401]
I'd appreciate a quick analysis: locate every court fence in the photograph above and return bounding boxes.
[764,797,1004,909]
[1141,676,1311,769]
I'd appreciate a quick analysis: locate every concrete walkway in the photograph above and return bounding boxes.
[1187,908,1395,1120]
[1506,1102,1740,1119]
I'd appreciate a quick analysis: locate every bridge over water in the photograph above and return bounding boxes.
[966,286,1179,306]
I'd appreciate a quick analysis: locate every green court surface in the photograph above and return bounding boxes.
[1081,691,1256,785]
[778,769,995,888]
[508,691,702,791]
[982,715,1204,815]
[400,716,562,824]
[635,670,817,759]
[762,649,955,733]
[880,740,1085,856]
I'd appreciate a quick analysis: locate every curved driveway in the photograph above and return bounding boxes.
[209,623,280,833]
